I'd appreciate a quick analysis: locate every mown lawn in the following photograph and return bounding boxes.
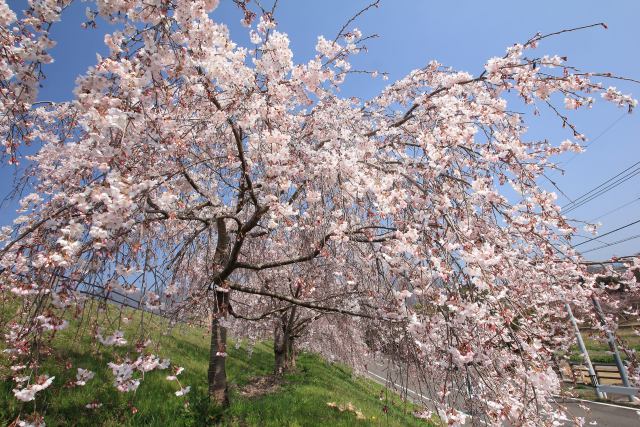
[0,300,433,426]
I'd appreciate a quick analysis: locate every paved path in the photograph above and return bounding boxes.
[365,359,639,426]
[556,398,639,426]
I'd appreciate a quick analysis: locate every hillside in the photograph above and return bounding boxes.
[568,325,640,363]
[0,303,433,426]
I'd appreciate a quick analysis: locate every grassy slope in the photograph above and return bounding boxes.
[563,326,639,401]
[568,326,640,363]
[0,302,433,426]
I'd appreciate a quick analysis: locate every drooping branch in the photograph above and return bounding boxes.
[227,282,381,320]
[235,232,333,271]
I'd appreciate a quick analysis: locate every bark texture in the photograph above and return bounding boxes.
[208,218,231,405]
[208,312,229,406]
[274,306,298,375]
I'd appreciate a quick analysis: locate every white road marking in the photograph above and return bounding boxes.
[366,370,435,403]
[367,361,639,424]
[554,395,639,411]
[366,369,487,425]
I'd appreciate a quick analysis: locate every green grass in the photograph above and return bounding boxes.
[561,383,596,399]
[568,326,640,363]
[0,301,433,426]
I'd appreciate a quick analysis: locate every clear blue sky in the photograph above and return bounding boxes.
[3,0,639,260]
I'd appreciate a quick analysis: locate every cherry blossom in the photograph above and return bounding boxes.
[85,401,103,409]
[175,386,191,397]
[97,330,128,347]
[0,1,637,425]
[107,361,140,393]
[13,375,55,402]
[166,366,184,381]
[75,368,95,386]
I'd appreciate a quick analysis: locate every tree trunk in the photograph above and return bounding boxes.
[286,336,296,369]
[208,218,231,406]
[274,310,298,375]
[208,313,229,406]
[274,318,287,375]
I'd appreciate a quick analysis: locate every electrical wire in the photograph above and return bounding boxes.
[565,168,640,213]
[573,218,640,248]
[590,194,640,222]
[562,160,640,214]
[549,113,628,207]
[543,173,574,204]
[561,112,628,167]
[580,233,640,255]
[563,160,640,210]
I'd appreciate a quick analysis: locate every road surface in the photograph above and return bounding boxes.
[365,359,639,426]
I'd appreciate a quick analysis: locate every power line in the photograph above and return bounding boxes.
[573,218,640,248]
[590,194,640,221]
[563,160,640,210]
[561,112,628,167]
[580,233,640,255]
[550,113,628,204]
[565,167,640,213]
[562,160,640,214]
[549,113,628,206]
[543,173,574,204]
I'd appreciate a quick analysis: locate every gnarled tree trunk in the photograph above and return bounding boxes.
[208,218,231,406]
[285,335,296,369]
[274,317,288,375]
[208,311,229,406]
[274,306,298,375]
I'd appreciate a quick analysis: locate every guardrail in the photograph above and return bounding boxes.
[5,269,209,329]
[561,362,640,399]
[566,362,626,386]
[596,385,639,397]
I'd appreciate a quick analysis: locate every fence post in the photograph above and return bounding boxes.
[566,303,605,399]
[591,295,633,402]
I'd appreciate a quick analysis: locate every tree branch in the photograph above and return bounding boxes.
[227,282,379,319]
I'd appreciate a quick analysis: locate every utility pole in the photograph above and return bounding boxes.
[565,303,605,399]
[590,295,633,402]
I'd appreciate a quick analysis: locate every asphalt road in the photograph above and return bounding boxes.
[556,398,639,426]
[365,359,639,426]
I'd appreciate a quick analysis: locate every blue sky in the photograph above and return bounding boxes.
[3,0,639,260]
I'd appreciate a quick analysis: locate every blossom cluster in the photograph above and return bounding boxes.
[0,1,638,425]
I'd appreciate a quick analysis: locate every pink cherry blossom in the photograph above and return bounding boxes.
[13,376,54,402]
